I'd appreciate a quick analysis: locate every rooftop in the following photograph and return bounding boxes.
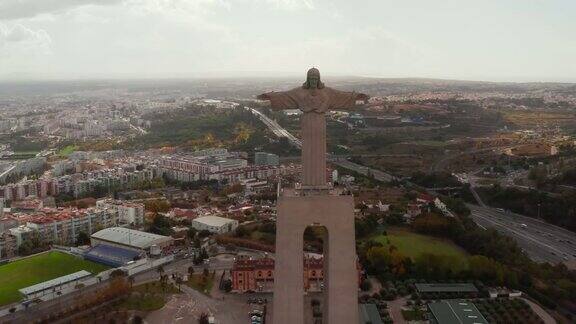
[84,244,141,267]
[193,215,237,227]
[19,270,92,296]
[416,283,478,293]
[428,300,488,324]
[91,227,172,249]
[359,304,384,324]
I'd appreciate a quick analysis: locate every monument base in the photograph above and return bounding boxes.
[272,188,358,324]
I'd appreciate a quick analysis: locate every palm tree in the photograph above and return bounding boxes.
[128,276,135,288]
[157,265,165,278]
[198,313,209,324]
[175,277,183,292]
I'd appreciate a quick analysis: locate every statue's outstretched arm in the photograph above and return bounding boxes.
[257,91,299,110]
[327,88,369,110]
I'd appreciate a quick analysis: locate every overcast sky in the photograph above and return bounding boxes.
[0,0,575,82]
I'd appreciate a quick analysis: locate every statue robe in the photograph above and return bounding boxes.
[261,87,359,187]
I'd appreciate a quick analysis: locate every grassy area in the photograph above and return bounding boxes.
[58,145,78,157]
[117,294,166,311]
[401,309,426,321]
[11,149,40,155]
[1,153,37,160]
[372,229,467,260]
[117,282,181,311]
[186,274,214,295]
[133,282,181,294]
[405,140,447,147]
[0,251,109,306]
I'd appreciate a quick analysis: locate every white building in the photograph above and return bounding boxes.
[96,199,145,227]
[91,227,173,253]
[192,216,238,234]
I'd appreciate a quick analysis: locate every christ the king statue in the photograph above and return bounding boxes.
[258,68,368,188]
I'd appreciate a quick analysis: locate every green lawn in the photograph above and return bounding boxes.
[402,309,426,321]
[58,145,79,157]
[0,251,109,306]
[117,294,166,311]
[186,274,214,295]
[133,282,180,295]
[371,229,467,260]
[117,282,180,312]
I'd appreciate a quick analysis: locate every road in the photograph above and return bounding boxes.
[469,204,576,265]
[332,158,397,182]
[249,106,397,182]
[248,107,301,148]
[129,123,148,135]
[467,173,576,267]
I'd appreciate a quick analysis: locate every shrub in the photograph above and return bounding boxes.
[360,280,372,291]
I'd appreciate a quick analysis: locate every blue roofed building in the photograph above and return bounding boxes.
[84,244,142,267]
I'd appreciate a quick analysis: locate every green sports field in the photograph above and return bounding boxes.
[57,145,79,157]
[371,228,467,260]
[0,251,109,306]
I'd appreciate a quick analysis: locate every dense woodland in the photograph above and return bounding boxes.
[130,105,299,156]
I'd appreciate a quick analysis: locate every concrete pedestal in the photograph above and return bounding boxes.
[272,189,358,324]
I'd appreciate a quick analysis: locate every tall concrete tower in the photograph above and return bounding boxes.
[258,68,368,324]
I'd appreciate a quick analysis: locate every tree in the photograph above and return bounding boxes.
[110,269,127,279]
[149,215,174,236]
[222,279,232,293]
[175,277,183,291]
[198,313,210,324]
[157,265,165,278]
[528,166,548,188]
[198,230,212,238]
[76,231,90,245]
[187,227,197,240]
[128,276,135,288]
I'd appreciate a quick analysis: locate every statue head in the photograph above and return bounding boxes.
[302,67,324,89]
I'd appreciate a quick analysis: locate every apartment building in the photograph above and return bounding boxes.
[96,198,145,227]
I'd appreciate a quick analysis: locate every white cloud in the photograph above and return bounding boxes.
[0,23,53,79]
[0,0,574,81]
[256,0,315,11]
[0,23,52,55]
[0,0,313,20]
[223,27,425,77]
[0,0,123,19]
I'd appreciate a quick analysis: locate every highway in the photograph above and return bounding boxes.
[332,158,397,182]
[469,204,576,265]
[467,173,576,267]
[248,107,301,148]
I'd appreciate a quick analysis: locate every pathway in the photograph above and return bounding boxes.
[387,297,407,324]
[520,297,556,324]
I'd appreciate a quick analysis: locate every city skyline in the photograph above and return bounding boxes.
[1,0,576,82]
